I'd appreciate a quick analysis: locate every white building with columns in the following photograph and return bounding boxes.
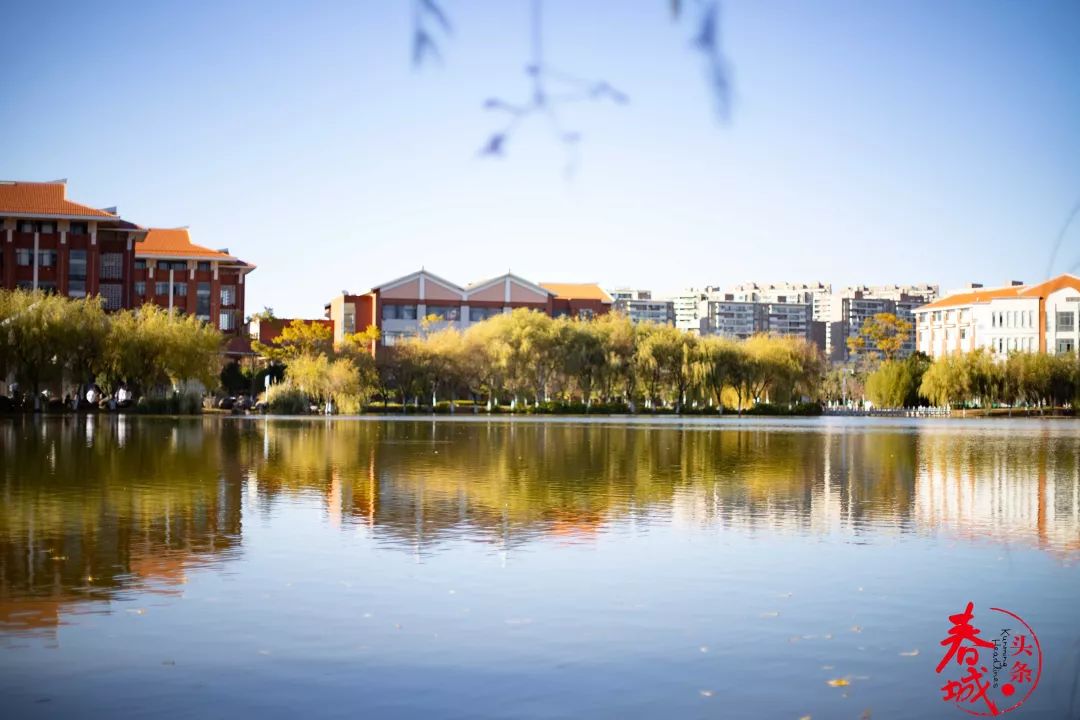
[914,274,1080,358]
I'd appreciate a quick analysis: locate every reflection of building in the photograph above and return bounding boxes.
[323,269,612,348]
[0,180,146,308]
[0,419,243,638]
[134,228,255,336]
[914,274,1080,358]
[915,434,1080,553]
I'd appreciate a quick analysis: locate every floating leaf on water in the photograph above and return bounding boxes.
[799,716,812,720]
[860,710,872,720]
[258,649,271,655]
[899,649,919,657]
[824,633,833,640]
[699,646,709,653]
[850,625,863,633]
[760,611,780,618]
[821,665,834,670]
[699,690,714,698]
[826,678,850,687]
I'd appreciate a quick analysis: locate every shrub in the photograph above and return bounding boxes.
[264,385,310,415]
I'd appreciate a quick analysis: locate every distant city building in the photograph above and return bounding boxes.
[672,287,718,333]
[608,288,675,325]
[701,297,814,342]
[324,270,612,350]
[829,284,938,361]
[915,274,1080,358]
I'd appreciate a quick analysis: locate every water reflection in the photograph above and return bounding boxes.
[1,417,1077,638]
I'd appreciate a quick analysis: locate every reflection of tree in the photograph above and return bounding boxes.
[3,418,1078,636]
[0,418,243,637]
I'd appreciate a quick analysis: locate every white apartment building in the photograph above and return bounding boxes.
[609,288,675,325]
[829,283,939,361]
[915,274,1080,358]
[671,287,719,333]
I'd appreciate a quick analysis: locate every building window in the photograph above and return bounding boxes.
[469,306,501,322]
[134,281,146,296]
[196,282,211,317]
[220,285,236,306]
[38,251,57,268]
[960,328,967,340]
[219,311,235,331]
[134,259,147,270]
[933,311,941,322]
[1057,311,1075,331]
[16,249,32,266]
[69,222,88,235]
[1058,339,1075,353]
[69,250,87,298]
[155,282,169,295]
[382,304,417,321]
[69,249,87,279]
[39,222,55,234]
[99,283,122,310]
[174,283,187,297]
[197,261,211,273]
[577,309,596,320]
[100,253,123,280]
[18,221,34,233]
[426,305,459,321]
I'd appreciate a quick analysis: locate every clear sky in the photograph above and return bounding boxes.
[3,1,1078,317]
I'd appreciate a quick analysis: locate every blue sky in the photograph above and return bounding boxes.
[3,1,1078,317]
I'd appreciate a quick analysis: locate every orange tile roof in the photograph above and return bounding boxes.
[919,274,1080,310]
[0,181,117,218]
[919,285,1025,310]
[139,228,250,264]
[1018,273,1080,298]
[539,282,613,302]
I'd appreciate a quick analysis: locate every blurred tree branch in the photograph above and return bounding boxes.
[411,0,733,172]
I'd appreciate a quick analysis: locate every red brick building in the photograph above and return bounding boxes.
[325,269,612,350]
[134,228,255,337]
[540,282,614,320]
[0,180,146,309]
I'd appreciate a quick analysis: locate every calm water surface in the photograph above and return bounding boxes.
[1,416,1078,719]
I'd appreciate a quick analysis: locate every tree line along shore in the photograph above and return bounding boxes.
[2,288,1078,416]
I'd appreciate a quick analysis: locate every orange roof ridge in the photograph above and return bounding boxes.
[920,273,1080,310]
[539,282,614,302]
[0,180,117,218]
[139,227,251,265]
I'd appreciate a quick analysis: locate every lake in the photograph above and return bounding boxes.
[1,415,1078,719]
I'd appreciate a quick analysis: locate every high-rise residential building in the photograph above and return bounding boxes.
[672,287,719,333]
[914,275,1080,358]
[701,297,814,341]
[828,284,938,361]
[134,228,255,337]
[0,180,146,309]
[608,288,675,325]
